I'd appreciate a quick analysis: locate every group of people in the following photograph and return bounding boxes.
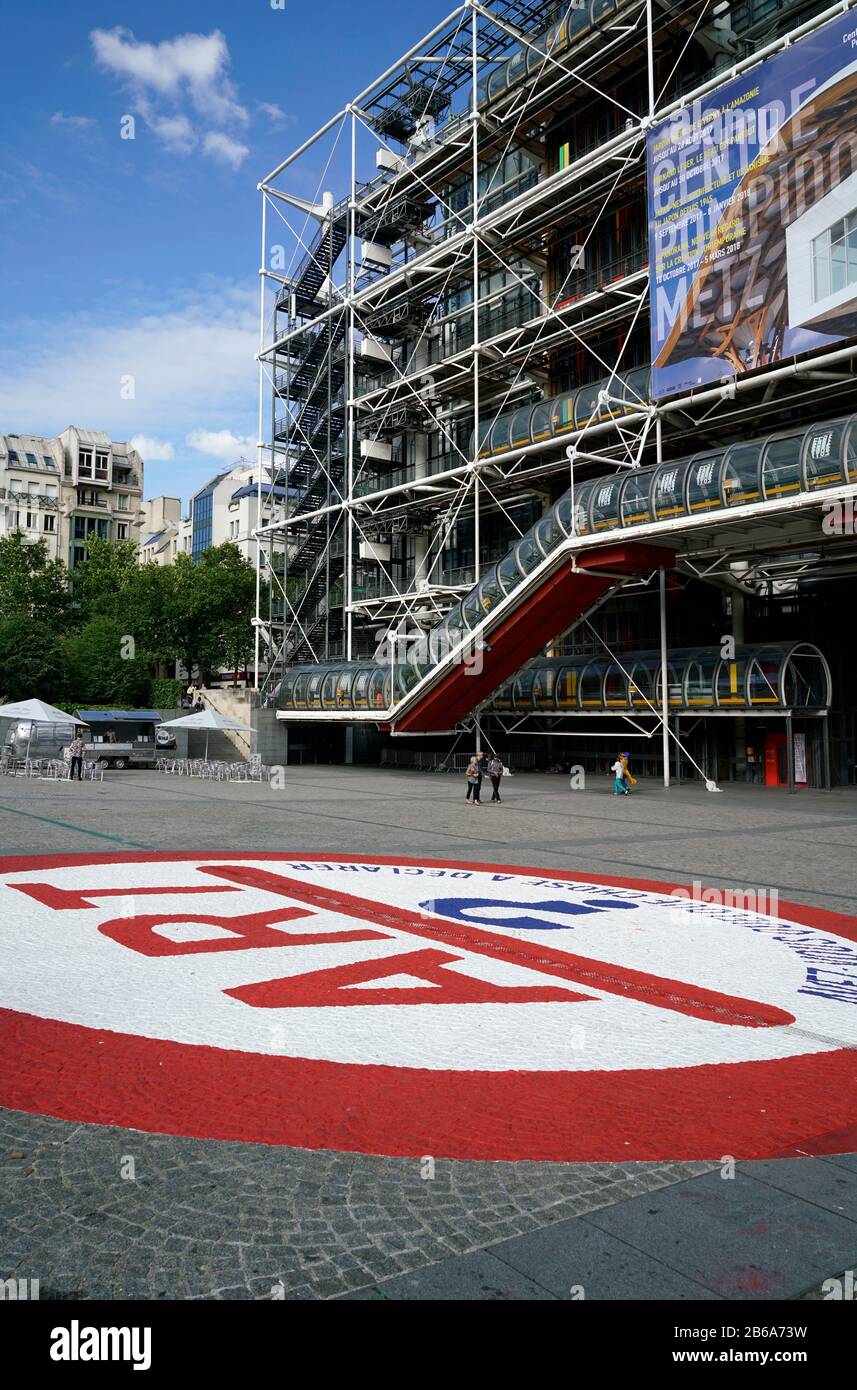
[464,752,505,805]
[181,687,205,712]
[464,750,639,801]
[611,751,637,796]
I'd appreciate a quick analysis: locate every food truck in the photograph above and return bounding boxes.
[73,710,167,770]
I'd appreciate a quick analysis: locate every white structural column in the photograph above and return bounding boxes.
[646,0,655,119]
[254,190,268,691]
[471,1,482,590]
[660,566,670,789]
[346,110,358,662]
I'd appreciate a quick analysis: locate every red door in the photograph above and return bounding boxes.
[764,732,787,787]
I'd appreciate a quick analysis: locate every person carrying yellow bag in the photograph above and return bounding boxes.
[620,751,637,789]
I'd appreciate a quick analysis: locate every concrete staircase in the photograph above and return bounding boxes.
[198,687,258,760]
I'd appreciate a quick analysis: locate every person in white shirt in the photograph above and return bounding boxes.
[611,757,629,796]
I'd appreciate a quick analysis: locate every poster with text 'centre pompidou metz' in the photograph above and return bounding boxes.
[648,10,857,400]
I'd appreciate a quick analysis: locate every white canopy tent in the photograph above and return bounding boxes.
[158,709,253,761]
[0,699,88,762]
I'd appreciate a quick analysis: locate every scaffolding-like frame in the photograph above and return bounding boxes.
[252,0,857,779]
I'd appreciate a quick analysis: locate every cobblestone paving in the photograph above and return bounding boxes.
[0,1110,715,1300]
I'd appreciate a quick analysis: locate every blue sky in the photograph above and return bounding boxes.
[0,0,453,505]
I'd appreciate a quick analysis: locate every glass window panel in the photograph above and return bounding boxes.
[604,664,628,706]
[762,436,802,499]
[525,33,548,74]
[394,662,420,700]
[656,664,683,707]
[556,666,579,709]
[513,670,537,708]
[574,382,603,427]
[533,669,556,707]
[685,655,718,707]
[784,651,828,707]
[476,567,505,614]
[628,660,656,708]
[652,459,689,519]
[619,471,652,527]
[534,512,564,555]
[590,0,617,24]
[579,662,607,707]
[292,675,308,708]
[368,669,387,709]
[514,532,542,576]
[353,670,370,707]
[589,478,620,531]
[572,480,594,535]
[488,66,509,101]
[490,414,512,454]
[722,442,762,506]
[307,674,323,709]
[497,551,526,595]
[336,672,355,707]
[553,494,573,536]
[461,589,485,629]
[529,401,553,441]
[568,4,592,36]
[321,672,338,707]
[748,657,781,705]
[716,656,749,707]
[686,452,723,511]
[505,48,527,87]
[492,679,514,710]
[509,405,534,449]
[549,393,576,437]
[620,367,650,409]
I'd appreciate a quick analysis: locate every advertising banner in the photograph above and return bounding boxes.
[648,11,857,399]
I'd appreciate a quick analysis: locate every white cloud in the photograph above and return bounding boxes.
[0,284,258,499]
[50,111,97,129]
[91,27,249,167]
[258,102,288,127]
[186,429,257,461]
[202,131,249,169]
[130,435,175,461]
[148,112,196,155]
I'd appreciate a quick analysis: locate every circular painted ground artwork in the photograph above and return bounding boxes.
[1,852,855,1161]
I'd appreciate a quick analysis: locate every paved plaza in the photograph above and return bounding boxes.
[1,768,856,1300]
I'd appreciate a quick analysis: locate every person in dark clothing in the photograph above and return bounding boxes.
[487,753,504,802]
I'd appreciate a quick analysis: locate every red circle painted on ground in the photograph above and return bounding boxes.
[1,851,856,1161]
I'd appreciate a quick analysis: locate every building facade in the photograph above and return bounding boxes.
[255,0,857,786]
[1,427,145,567]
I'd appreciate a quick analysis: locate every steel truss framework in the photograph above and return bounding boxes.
[252,0,857,727]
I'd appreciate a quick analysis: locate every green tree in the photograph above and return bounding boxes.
[0,533,71,630]
[64,617,152,707]
[0,615,66,701]
[71,536,143,627]
[199,543,257,684]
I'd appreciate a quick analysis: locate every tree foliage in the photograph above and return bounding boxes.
[0,532,261,704]
[0,615,66,702]
[0,534,71,629]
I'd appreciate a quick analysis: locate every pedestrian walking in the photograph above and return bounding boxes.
[619,750,637,791]
[611,755,629,796]
[69,730,86,783]
[465,754,482,805]
[487,753,504,802]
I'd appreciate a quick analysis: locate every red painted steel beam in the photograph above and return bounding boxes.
[394,543,674,734]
